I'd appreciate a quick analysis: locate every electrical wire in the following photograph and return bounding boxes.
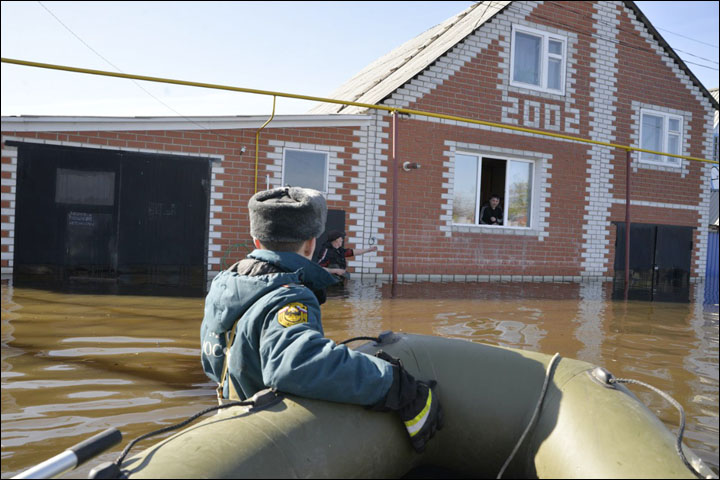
[540,2,718,72]
[657,27,719,49]
[36,1,248,150]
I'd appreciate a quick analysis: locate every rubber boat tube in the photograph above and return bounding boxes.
[122,333,715,478]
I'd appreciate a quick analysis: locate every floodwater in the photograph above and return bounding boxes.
[1,280,718,478]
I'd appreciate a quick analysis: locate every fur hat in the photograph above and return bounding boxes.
[249,187,327,243]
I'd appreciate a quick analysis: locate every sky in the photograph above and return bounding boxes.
[1,1,718,118]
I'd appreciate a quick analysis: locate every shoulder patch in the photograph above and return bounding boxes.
[278,302,308,328]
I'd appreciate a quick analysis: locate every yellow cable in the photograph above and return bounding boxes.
[254,96,276,194]
[1,57,717,165]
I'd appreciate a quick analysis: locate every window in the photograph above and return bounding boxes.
[639,110,683,167]
[511,25,566,95]
[55,169,115,206]
[282,149,328,192]
[452,154,534,228]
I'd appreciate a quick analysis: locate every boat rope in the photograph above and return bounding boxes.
[339,336,382,345]
[113,399,255,468]
[608,377,707,480]
[497,352,561,479]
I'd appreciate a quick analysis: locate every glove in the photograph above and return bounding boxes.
[372,351,444,453]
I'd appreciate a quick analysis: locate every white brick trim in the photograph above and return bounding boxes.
[624,1,716,278]
[579,2,621,279]
[347,112,388,274]
[1,136,225,162]
[0,145,18,275]
[629,102,691,177]
[266,140,345,199]
[442,141,552,241]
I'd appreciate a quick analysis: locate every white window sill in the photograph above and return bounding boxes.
[451,224,537,235]
[509,81,565,97]
[637,159,682,169]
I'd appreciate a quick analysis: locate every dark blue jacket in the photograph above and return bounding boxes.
[200,249,393,405]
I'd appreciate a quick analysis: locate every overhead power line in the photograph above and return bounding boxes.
[535,2,719,73]
[2,57,717,165]
[657,27,719,49]
[673,48,719,66]
[36,0,246,143]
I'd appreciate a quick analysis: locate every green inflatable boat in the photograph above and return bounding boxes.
[118,333,715,479]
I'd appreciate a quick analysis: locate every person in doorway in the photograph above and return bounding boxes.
[200,186,442,453]
[480,194,503,225]
[317,230,377,282]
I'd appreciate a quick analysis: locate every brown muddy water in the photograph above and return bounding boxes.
[1,280,718,478]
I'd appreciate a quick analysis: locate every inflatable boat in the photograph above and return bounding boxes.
[117,332,714,479]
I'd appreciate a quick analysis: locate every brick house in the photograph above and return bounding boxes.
[2,1,717,294]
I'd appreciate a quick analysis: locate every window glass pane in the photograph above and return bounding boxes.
[506,161,532,227]
[547,58,561,91]
[513,32,541,86]
[452,154,478,224]
[55,169,115,206]
[668,118,680,132]
[665,133,680,167]
[549,39,563,55]
[641,114,664,162]
[284,150,327,192]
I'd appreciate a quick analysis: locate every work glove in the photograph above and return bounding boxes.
[371,351,444,453]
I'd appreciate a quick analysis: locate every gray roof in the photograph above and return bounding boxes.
[309,2,510,114]
[309,1,719,115]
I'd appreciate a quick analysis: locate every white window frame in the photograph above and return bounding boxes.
[638,109,683,168]
[451,152,535,230]
[281,148,329,193]
[510,24,567,96]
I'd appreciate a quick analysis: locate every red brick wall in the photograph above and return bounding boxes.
[372,0,711,278]
[2,1,713,281]
[1,125,365,274]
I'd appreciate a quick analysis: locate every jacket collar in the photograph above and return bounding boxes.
[247,249,337,291]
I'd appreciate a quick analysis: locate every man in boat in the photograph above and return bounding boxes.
[200,187,442,453]
[316,230,378,283]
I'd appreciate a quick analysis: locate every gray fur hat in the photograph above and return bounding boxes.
[249,187,327,243]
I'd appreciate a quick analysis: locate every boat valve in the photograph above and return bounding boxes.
[590,367,617,388]
[376,330,401,345]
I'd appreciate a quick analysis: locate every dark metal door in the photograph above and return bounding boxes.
[116,151,210,293]
[312,209,346,261]
[12,142,210,295]
[14,143,120,282]
[614,222,694,301]
[653,225,693,301]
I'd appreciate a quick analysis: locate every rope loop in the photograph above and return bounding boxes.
[609,377,707,479]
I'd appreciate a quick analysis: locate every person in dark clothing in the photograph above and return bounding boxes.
[317,230,377,280]
[480,194,503,225]
[200,187,442,453]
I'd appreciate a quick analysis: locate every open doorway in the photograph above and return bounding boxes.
[480,158,507,209]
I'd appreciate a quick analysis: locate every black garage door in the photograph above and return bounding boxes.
[13,142,210,296]
[613,222,694,302]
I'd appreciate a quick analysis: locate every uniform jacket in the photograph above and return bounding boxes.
[200,249,393,405]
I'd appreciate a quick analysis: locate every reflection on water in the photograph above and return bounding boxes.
[2,280,718,478]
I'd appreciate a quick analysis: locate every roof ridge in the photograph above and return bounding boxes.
[334,3,482,114]
[310,1,718,115]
